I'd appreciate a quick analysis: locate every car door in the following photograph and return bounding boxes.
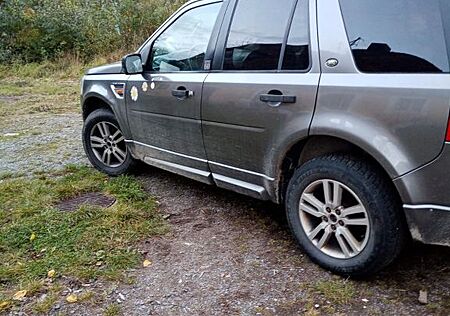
[126,1,223,183]
[202,0,320,200]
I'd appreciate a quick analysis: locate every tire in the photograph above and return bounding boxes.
[82,108,136,176]
[285,154,406,277]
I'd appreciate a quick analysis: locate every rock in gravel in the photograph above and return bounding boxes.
[418,290,428,305]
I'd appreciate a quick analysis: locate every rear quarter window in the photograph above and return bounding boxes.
[339,0,450,73]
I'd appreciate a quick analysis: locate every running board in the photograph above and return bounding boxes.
[143,157,270,200]
[212,174,269,200]
[144,157,214,185]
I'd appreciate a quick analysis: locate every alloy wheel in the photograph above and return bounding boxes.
[299,179,370,259]
[90,121,127,168]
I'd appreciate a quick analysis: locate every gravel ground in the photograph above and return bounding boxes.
[0,113,87,175]
[2,109,449,315]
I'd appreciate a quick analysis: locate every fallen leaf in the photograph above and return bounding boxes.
[0,301,11,310]
[143,259,152,267]
[12,290,27,301]
[66,294,78,303]
[47,269,56,278]
[30,232,36,242]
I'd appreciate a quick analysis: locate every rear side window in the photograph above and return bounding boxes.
[223,0,296,71]
[340,0,450,73]
[282,0,310,70]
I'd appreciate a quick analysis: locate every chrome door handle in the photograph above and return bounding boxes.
[172,87,194,99]
[260,94,296,104]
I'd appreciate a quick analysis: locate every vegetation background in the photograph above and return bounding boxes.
[0,0,187,65]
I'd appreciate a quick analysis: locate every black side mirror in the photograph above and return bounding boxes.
[122,54,143,74]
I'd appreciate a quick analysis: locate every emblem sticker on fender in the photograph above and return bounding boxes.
[142,82,148,92]
[130,86,139,101]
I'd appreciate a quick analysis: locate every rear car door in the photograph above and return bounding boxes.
[202,0,320,200]
[126,1,223,183]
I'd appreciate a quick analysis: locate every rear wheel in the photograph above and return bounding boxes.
[82,108,136,176]
[285,154,406,277]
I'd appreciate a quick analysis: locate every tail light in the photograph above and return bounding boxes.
[446,117,450,142]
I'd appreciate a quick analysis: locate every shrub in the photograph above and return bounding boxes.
[0,0,187,63]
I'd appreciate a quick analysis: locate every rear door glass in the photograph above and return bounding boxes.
[340,0,450,73]
[223,0,296,71]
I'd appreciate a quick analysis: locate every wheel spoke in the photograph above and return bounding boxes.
[105,151,111,166]
[323,180,333,205]
[336,232,352,258]
[332,182,343,208]
[98,122,110,138]
[101,150,108,164]
[339,227,361,254]
[344,217,369,226]
[308,222,327,240]
[115,135,125,143]
[342,205,365,217]
[317,226,332,249]
[115,148,126,159]
[112,150,125,163]
[300,202,324,218]
[302,193,325,212]
[111,130,121,140]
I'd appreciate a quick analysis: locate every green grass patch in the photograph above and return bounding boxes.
[0,165,167,304]
[314,279,356,305]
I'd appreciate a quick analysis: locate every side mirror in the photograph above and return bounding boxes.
[122,54,143,74]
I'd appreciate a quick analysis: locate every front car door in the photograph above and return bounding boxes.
[202,0,320,200]
[126,0,224,183]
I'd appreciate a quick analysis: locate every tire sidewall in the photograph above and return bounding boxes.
[82,109,134,176]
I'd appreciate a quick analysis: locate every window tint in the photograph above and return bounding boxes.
[282,0,310,70]
[150,3,221,72]
[223,0,295,71]
[340,0,450,73]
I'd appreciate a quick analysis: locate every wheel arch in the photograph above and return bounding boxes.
[277,135,400,204]
[82,94,115,121]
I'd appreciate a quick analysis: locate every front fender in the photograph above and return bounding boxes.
[81,74,132,140]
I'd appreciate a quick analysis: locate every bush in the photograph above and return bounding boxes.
[0,0,187,63]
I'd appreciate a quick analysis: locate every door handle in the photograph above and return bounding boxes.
[172,87,194,99]
[260,93,296,104]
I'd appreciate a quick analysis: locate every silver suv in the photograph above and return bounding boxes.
[80,0,450,277]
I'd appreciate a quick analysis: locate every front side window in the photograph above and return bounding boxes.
[150,3,221,72]
[223,0,296,71]
[340,0,450,73]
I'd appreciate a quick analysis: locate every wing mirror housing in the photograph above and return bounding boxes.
[122,54,144,74]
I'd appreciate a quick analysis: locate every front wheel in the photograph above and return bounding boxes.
[285,154,406,277]
[82,108,136,176]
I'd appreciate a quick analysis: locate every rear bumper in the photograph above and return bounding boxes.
[395,144,450,246]
[403,204,450,246]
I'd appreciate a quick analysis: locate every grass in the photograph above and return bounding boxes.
[0,165,167,311]
[314,279,356,305]
[103,303,123,316]
[0,53,124,118]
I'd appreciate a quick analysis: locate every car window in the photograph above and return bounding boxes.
[282,0,310,71]
[340,0,450,73]
[223,0,296,71]
[150,3,221,72]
